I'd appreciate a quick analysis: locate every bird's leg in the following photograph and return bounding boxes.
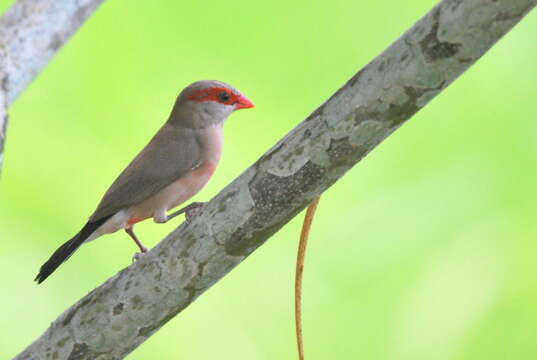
[125,226,148,261]
[167,202,206,222]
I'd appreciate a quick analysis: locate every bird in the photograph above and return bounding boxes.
[35,80,255,283]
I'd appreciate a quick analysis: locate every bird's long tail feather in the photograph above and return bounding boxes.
[35,215,112,284]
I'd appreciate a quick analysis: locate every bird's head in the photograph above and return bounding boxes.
[169,80,255,129]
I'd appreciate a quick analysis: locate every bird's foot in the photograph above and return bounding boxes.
[132,246,148,262]
[184,202,205,222]
[167,201,206,222]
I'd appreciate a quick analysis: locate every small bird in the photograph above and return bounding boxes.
[35,80,254,283]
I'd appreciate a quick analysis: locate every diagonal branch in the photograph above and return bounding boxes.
[0,0,105,172]
[14,0,537,359]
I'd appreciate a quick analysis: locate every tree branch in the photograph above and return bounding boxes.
[0,0,104,172]
[14,0,537,359]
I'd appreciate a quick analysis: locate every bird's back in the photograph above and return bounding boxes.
[90,123,202,222]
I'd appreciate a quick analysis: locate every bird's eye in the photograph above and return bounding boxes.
[218,91,231,103]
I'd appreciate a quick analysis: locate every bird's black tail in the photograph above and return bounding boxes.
[35,215,112,284]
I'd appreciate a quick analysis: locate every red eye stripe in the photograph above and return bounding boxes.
[187,87,239,105]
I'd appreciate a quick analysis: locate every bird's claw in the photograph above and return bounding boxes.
[132,252,145,262]
[185,203,205,222]
[166,201,206,222]
[132,246,148,262]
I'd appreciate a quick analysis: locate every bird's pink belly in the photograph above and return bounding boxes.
[128,161,218,224]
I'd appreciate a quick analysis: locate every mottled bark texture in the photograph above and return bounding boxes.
[15,0,537,359]
[0,0,104,172]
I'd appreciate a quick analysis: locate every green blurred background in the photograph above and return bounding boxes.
[1,1,536,359]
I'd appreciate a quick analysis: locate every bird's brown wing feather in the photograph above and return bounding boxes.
[90,124,202,221]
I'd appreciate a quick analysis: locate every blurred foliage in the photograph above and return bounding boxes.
[1,1,536,359]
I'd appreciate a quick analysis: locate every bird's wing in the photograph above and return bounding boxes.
[90,124,202,221]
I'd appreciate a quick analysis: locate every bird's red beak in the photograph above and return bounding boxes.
[235,94,255,110]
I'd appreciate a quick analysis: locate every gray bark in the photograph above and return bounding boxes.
[0,0,104,172]
[14,0,537,359]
